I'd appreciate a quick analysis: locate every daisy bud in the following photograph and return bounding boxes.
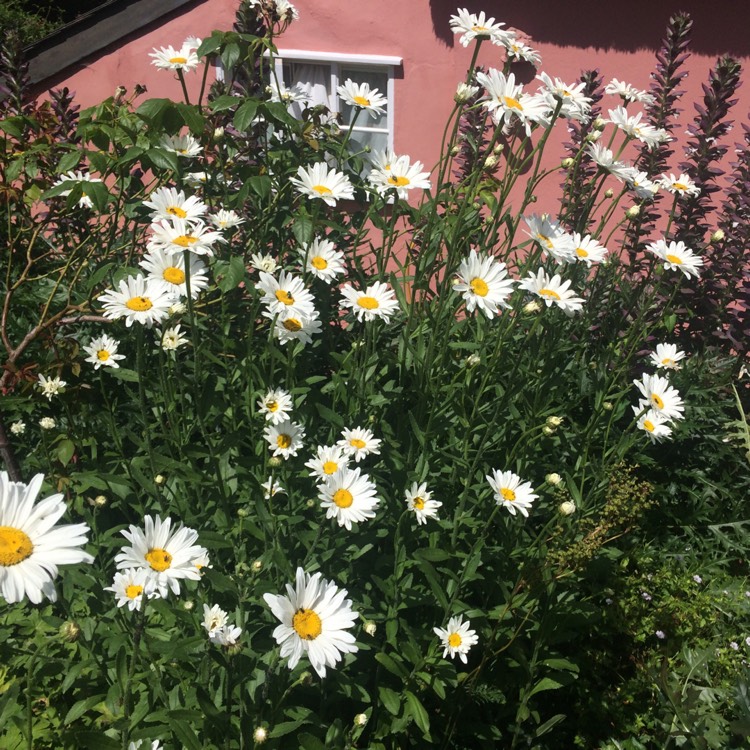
[253,726,268,744]
[154,474,166,485]
[546,416,563,428]
[183,600,195,611]
[237,507,250,518]
[584,131,601,142]
[214,126,225,139]
[545,473,563,486]
[561,157,574,168]
[602,401,613,411]
[454,82,479,103]
[593,117,606,130]
[528,194,537,202]
[306,498,315,508]
[559,501,577,516]
[604,189,614,199]
[299,671,313,686]
[93,494,107,507]
[466,353,481,367]
[251,559,263,572]
[523,300,542,314]
[363,620,377,636]
[626,205,640,219]
[711,229,725,243]
[492,144,504,155]
[268,456,283,468]
[354,713,368,727]
[450,145,461,156]
[542,425,556,436]
[484,154,499,169]
[59,621,81,642]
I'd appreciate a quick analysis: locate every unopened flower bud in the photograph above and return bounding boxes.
[299,671,313,686]
[602,401,613,411]
[251,559,263,572]
[60,621,81,642]
[604,188,614,198]
[450,145,461,156]
[545,473,563,486]
[253,726,268,744]
[561,157,574,168]
[523,300,542,314]
[268,456,283,468]
[546,416,563,428]
[237,507,250,518]
[183,600,194,611]
[306,498,315,508]
[363,620,377,636]
[492,143,504,155]
[484,154,499,169]
[93,494,107,507]
[454,82,479,103]
[593,117,606,131]
[542,425,556,436]
[154,474,166,485]
[466,353,481,367]
[528,194,538,202]
[585,131,601,143]
[214,126,225,140]
[354,713,368,727]
[559,501,577,516]
[625,205,640,219]
[711,229,725,243]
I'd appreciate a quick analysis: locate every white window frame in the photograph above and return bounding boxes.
[271,49,402,151]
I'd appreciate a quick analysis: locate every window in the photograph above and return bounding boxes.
[272,49,402,155]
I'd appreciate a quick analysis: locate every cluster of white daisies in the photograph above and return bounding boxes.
[632,344,687,443]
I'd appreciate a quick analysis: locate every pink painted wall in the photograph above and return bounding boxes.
[36,0,750,213]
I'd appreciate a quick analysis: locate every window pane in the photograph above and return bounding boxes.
[349,129,389,158]
[339,68,388,128]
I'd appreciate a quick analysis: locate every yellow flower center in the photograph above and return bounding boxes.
[283,318,302,332]
[267,400,279,412]
[312,185,332,195]
[665,254,683,265]
[673,182,687,191]
[471,25,488,32]
[470,277,489,297]
[503,96,523,111]
[413,496,426,510]
[651,393,665,409]
[333,488,354,508]
[661,357,674,366]
[501,487,516,502]
[311,256,328,270]
[145,548,172,572]
[576,247,589,258]
[172,235,198,248]
[167,206,187,218]
[357,296,379,310]
[448,632,462,648]
[322,460,338,475]
[538,233,554,249]
[539,288,561,300]
[126,296,153,311]
[169,56,188,64]
[163,267,186,285]
[350,438,367,450]
[353,95,371,107]
[97,349,110,361]
[275,290,295,306]
[293,608,322,640]
[0,526,33,566]
[387,175,410,187]
[276,434,292,449]
[643,419,655,432]
[125,584,143,599]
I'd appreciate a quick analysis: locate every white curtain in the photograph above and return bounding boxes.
[289,64,331,118]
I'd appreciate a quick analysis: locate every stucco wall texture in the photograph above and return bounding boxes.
[37,0,750,213]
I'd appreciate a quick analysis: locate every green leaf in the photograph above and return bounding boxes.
[378,686,402,716]
[528,677,565,698]
[233,100,259,132]
[404,690,431,736]
[57,151,82,173]
[374,651,408,679]
[176,102,205,134]
[298,732,327,750]
[145,148,180,173]
[137,97,174,122]
[414,547,452,563]
[170,718,203,750]
[109,368,140,383]
[210,95,241,113]
[56,439,76,466]
[292,214,315,246]
[64,695,103,724]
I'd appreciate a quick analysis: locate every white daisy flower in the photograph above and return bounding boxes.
[449,8,514,47]
[257,388,293,425]
[128,740,163,750]
[271,0,299,21]
[210,623,243,647]
[337,79,388,117]
[210,209,244,229]
[250,253,278,274]
[605,78,655,106]
[257,271,316,318]
[586,143,635,182]
[455,82,480,103]
[659,172,700,198]
[646,239,703,278]
[159,133,202,158]
[98,275,174,328]
[305,445,350,482]
[537,73,591,122]
[571,233,608,266]
[434,615,479,664]
[184,171,211,188]
[83,334,125,370]
[261,476,286,499]
[105,568,159,611]
[0,472,94,604]
[263,419,305,459]
[9,421,25,436]
[140,247,209,299]
[453,249,515,318]
[476,69,548,135]
[267,309,323,346]
[633,373,685,421]
[51,170,103,209]
[290,163,355,207]
[486,469,538,517]
[337,427,381,463]
[523,214,577,263]
[405,482,441,525]
[266,80,308,104]
[339,281,399,323]
[319,467,380,530]
[298,238,346,283]
[149,44,200,72]
[633,406,673,443]
[626,170,660,200]
[263,567,358,678]
[37,374,67,400]
[202,603,228,635]
[504,39,542,66]
[368,154,431,200]
[368,147,398,174]
[649,343,686,370]
[115,514,207,597]
[147,218,224,257]
[160,324,189,351]
[606,107,668,149]
[142,187,207,223]
[519,269,585,315]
